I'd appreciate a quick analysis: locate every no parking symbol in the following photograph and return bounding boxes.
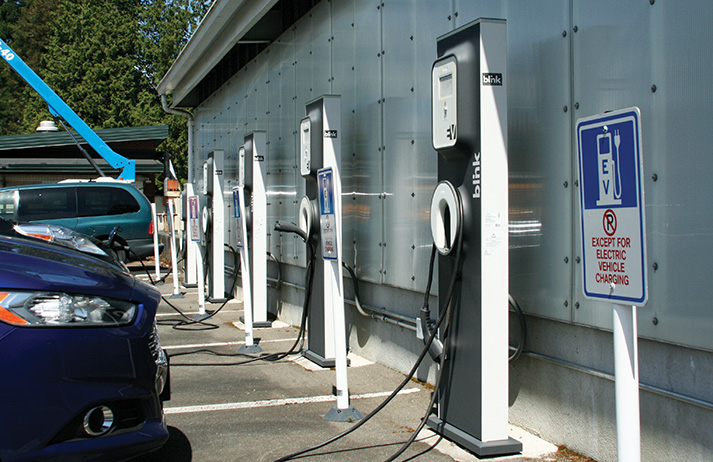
[577,108,648,306]
[603,209,617,236]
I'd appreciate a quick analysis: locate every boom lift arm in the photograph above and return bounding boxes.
[0,38,135,181]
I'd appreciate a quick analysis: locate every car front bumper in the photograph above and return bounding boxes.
[0,308,169,461]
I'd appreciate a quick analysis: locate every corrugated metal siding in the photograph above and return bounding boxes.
[190,0,713,351]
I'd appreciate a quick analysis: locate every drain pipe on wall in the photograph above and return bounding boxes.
[160,94,197,287]
[160,94,194,183]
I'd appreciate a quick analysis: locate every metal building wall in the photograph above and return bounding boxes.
[192,0,712,351]
[188,1,712,460]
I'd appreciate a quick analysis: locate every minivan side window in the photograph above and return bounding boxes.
[77,186,140,217]
[17,188,77,222]
[0,191,15,220]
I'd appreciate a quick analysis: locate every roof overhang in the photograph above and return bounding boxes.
[157,0,279,108]
[0,125,168,176]
[0,158,164,175]
[0,126,169,153]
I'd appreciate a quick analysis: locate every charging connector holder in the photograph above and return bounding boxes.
[430,181,462,256]
[298,195,315,240]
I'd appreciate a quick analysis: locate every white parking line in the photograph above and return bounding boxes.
[164,388,420,415]
[162,338,298,351]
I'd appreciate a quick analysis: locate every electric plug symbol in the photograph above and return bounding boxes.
[613,130,622,201]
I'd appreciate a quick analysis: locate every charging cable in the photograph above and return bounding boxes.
[276,231,464,461]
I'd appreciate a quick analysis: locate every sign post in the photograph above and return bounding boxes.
[577,107,647,462]
[234,186,261,353]
[314,96,360,421]
[150,202,162,283]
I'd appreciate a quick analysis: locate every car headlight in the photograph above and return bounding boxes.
[0,291,136,327]
[13,223,107,256]
[149,320,168,395]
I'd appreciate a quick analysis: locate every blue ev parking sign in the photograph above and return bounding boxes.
[577,107,648,306]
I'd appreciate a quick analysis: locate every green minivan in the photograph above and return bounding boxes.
[0,179,160,261]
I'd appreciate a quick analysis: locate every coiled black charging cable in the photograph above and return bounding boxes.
[170,226,316,365]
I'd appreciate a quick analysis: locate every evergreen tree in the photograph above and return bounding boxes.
[21,0,146,130]
[0,0,212,181]
[138,0,211,181]
[0,0,24,134]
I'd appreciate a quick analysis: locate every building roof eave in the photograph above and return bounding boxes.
[156,0,279,108]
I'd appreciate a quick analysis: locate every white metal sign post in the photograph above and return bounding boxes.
[234,184,261,354]
[577,107,647,462]
[166,199,183,300]
[316,96,360,422]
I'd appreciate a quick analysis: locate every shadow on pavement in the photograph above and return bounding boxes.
[132,426,192,462]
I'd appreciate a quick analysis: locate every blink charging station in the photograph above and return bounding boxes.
[290,97,338,368]
[242,132,272,328]
[425,19,521,456]
[276,95,360,420]
[200,150,227,303]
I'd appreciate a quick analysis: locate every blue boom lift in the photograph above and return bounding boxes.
[0,38,136,182]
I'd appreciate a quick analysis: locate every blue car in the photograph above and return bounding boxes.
[0,234,169,461]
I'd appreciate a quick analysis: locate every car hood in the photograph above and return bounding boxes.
[0,235,158,304]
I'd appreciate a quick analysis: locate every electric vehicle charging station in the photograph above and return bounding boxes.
[242,132,272,328]
[234,145,262,354]
[201,150,227,303]
[293,97,336,368]
[425,19,521,457]
[276,95,360,420]
[313,95,361,421]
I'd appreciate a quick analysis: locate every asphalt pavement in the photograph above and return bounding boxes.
[128,262,569,462]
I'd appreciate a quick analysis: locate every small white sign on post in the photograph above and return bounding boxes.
[232,189,243,248]
[317,168,338,261]
[150,202,162,282]
[189,195,200,242]
[577,107,647,462]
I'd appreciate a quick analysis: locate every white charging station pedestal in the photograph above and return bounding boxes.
[234,144,262,353]
[201,150,227,303]
[426,19,521,457]
[242,132,272,328]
